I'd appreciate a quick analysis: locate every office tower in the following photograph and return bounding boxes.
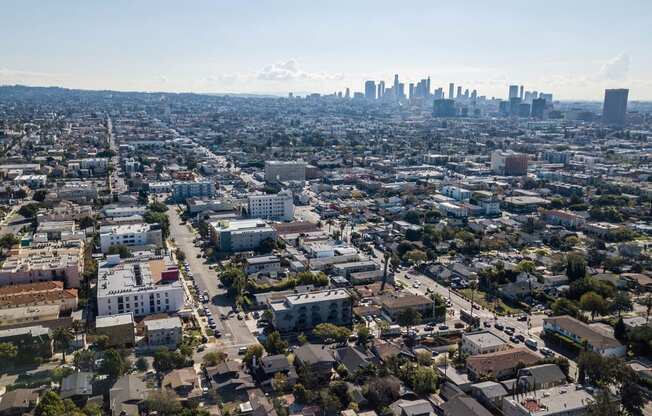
[426,77,431,95]
[364,80,376,100]
[393,74,399,98]
[433,99,457,117]
[434,88,444,100]
[531,98,546,119]
[379,81,385,98]
[532,91,538,99]
[398,83,405,99]
[509,85,519,99]
[449,83,454,100]
[464,89,469,99]
[539,93,553,103]
[602,88,629,125]
[519,85,524,100]
[499,100,510,116]
[471,90,477,99]
[456,86,462,98]
[408,83,414,100]
[344,88,350,99]
[519,103,531,117]
[509,97,522,116]
[288,92,293,98]
[337,91,342,98]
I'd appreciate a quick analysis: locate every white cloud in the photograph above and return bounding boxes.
[596,53,630,80]
[256,59,343,82]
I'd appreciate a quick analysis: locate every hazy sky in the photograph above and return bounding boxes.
[1,0,651,100]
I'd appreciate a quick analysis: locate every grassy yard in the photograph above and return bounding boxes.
[458,288,522,315]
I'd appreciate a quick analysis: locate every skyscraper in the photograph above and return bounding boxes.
[509,85,519,99]
[449,83,454,100]
[519,85,524,100]
[364,80,376,100]
[531,98,546,119]
[344,88,350,99]
[456,86,462,99]
[379,81,385,99]
[408,83,414,100]
[393,74,399,99]
[602,88,629,125]
[426,77,431,96]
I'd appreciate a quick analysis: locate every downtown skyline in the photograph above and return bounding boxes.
[1,0,651,100]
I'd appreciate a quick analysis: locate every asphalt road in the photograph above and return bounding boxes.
[167,206,258,358]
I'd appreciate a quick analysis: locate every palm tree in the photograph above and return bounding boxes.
[52,327,74,363]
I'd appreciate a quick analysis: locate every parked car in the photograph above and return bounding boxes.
[494,323,504,330]
[540,347,554,357]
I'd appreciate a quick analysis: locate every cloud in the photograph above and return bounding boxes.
[256,59,343,82]
[0,68,62,83]
[596,53,630,80]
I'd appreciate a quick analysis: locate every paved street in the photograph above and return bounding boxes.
[167,206,258,358]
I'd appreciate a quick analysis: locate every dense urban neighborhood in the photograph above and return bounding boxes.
[1,83,652,416]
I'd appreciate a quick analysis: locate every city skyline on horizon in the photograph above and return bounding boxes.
[1,1,651,100]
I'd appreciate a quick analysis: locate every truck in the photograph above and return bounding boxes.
[381,324,402,338]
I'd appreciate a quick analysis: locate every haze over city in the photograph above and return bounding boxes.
[1,0,652,100]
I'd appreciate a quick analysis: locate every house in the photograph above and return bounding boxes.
[379,293,440,322]
[293,344,336,377]
[0,389,39,416]
[0,325,52,358]
[543,315,626,357]
[515,364,567,392]
[470,381,508,409]
[244,255,281,275]
[60,372,94,404]
[332,346,372,374]
[109,374,149,416]
[205,360,254,402]
[162,367,202,403]
[256,354,298,388]
[466,348,540,381]
[441,394,493,416]
[389,399,435,416]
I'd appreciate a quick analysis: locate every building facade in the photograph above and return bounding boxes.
[270,289,352,332]
[247,190,295,221]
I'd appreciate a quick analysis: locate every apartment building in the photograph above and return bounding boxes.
[491,150,528,176]
[209,219,277,252]
[171,180,215,202]
[264,160,307,182]
[0,281,78,312]
[270,289,352,332]
[96,255,185,317]
[0,241,84,288]
[99,223,163,253]
[144,316,183,347]
[247,190,295,221]
[543,315,626,357]
[441,185,472,201]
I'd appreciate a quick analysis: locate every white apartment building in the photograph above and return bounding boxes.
[209,219,277,252]
[171,180,215,202]
[247,190,294,221]
[264,160,307,182]
[96,255,185,317]
[99,223,163,253]
[441,185,471,201]
[270,289,352,332]
[461,330,509,355]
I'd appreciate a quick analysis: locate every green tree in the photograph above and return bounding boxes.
[579,291,607,320]
[258,237,277,254]
[313,323,352,344]
[243,344,264,366]
[32,189,47,202]
[100,349,129,380]
[72,349,96,371]
[608,291,633,317]
[144,389,183,416]
[566,252,587,281]
[143,210,170,238]
[396,308,421,330]
[34,391,66,416]
[263,331,288,355]
[52,326,74,363]
[135,357,149,372]
[356,325,372,347]
[517,260,536,274]
[107,244,131,258]
[405,249,427,265]
[153,348,190,373]
[0,234,19,250]
[148,201,168,213]
[404,210,422,225]
[586,391,620,416]
[203,351,227,366]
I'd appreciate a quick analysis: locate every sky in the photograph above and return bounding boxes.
[1,0,651,100]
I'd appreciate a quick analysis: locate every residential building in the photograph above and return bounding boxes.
[502,384,594,416]
[96,255,185,317]
[95,313,136,347]
[543,315,626,357]
[270,288,352,332]
[441,394,493,416]
[516,364,567,391]
[247,190,295,221]
[466,348,540,380]
[379,293,441,323]
[99,223,163,253]
[264,160,307,182]
[0,325,52,358]
[390,399,435,416]
[0,389,40,416]
[491,150,528,176]
[144,316,183,347]
[602,88,628,126]
[0,281,78,312]
[244,255,281,275]
[209,219,277,252]
[171,180,215,202]
[109,375,149,416]
[441,185,471,201]
[293,344,336,377]
[0,241,84,288]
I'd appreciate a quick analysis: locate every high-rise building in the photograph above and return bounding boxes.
[364,80,376,100]
[539,93,553,103]
[379,81,385,98]
[449,83,455,100]
[408,83,414,100]
[433,99,457,117]
[426,77,431,95]
[377,83,382,99]
[509,85,519,99]
[344,88,350,99]
[531,98,546,119]
[519,85,524,100]
[393,74,399,99]
[602,88,629,125]
[456,86,462,99]
[491,150,528,176]
[471,90,477,99]
[434,88,444,100]
[398,83,405,99]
